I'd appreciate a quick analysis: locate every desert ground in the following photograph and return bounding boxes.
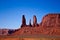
[0,35,60,40]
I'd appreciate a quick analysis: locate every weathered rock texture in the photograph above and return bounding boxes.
[21,15,26,27]
[0,13,60,36]
[33,15,37,27]
[0,29,9,35]
[11,14,60,36]
[29,19,32,27]
[42,14,60,28]
[40,14,60,35]
[0,29,16,35]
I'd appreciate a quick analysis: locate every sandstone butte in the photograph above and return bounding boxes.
[0,13,60,36]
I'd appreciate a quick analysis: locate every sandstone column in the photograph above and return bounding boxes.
[21,15,26,27]
[33,15,37,27]
[29,19,32,27]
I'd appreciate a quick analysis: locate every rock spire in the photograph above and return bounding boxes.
[29,19,32,27]
[33,15,37,27]
[21,15,26,27]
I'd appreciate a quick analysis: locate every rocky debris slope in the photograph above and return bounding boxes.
[11,14,60,36]
[0,13,60,36]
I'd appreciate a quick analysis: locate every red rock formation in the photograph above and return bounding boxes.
[0,13,60,36]
[0,29,9,35]
[42,14,60,28]
[29,19,32,27]
[11,14,60,36]
[0,29,16,35]
[41,14,60,35]
[33,15,37,27]
[21,15,26,27]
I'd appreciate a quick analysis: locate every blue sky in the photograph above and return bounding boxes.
[0,0,60,29]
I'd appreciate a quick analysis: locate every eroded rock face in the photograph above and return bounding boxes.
[33,15,37,27]
[42,14,60,28]
[21,15,26,27]
[0,29,9,35]
[29,19,32,27]
[0,14,60,36]
[0,29,16,35]
[11,14,60,36]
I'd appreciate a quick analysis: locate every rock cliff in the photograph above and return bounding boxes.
[0,13,60,36]
[11,14,60,36]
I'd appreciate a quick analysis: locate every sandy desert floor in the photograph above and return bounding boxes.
[0,37,60,40]
[0,35,60,40]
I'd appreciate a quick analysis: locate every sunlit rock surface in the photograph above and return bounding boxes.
[11,14,60,36]
[0,14,60,36]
